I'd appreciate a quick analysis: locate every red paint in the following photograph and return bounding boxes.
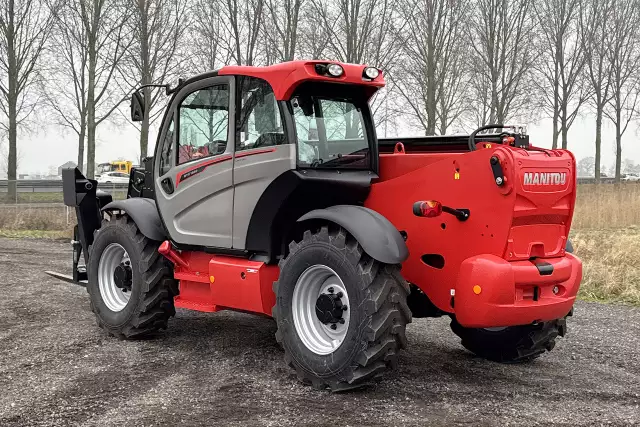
[219,60,384,100]
[235,147,277,159]
[159,247,279,316]
[366,145,581,328]
[175,155,232,187]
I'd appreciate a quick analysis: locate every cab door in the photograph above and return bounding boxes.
[154,76,236,248]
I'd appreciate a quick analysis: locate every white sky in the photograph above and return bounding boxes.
[18,108,640,176]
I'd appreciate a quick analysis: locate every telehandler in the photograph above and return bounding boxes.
[48,60,582,391]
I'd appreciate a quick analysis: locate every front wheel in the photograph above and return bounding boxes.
[273,226,411,391]
[87,214,178,339]
[450,314,571,362]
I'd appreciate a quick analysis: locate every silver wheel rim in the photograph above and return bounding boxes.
[98,243,131,312]
[292,265,351,355]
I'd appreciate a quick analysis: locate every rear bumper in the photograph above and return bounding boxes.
[454,253,582,328]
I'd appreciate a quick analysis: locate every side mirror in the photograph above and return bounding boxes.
[131,91,145,122]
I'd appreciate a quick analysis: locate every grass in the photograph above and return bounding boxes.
[0,184,638,305]
[571,227,640,305]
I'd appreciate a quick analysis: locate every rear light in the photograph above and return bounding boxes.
[413,200,443,218]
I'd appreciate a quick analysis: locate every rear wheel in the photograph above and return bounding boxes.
[273,226,411,391]
[87,214,178,339]
[450,313,571,362]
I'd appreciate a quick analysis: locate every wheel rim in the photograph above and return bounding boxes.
[292,265,351,355]
[98,243,132,312]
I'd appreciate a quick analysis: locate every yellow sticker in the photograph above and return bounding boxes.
[209,276,215,284]
[454,172,460,180]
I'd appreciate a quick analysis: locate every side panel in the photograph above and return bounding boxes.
[232,144,296,249]
[154,76,236,248]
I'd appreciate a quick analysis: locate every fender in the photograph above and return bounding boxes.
[102,198,167,242]
[298,205,409,264]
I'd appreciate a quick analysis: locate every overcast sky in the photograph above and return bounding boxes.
[17,110,640,176]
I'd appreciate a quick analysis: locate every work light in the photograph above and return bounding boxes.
[363,67,380,79]
[327,64,344,77]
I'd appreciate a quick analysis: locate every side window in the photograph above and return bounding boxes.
[236,77,285,151]
[159,117,174,176]
[178,85,229,165]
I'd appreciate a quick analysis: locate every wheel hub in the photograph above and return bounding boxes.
[113,262,132,292]
[315,289,347,325]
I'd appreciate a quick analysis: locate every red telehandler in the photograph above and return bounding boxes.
[48,61,582,391]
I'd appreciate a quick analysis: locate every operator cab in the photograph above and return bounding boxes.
[129,61,384,260]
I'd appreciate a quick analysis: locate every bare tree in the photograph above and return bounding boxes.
[394,0,470,135]
[296,1,332,59]
[220,0,264,66]
[603,0,640,182]
[188,0,232,72]
[311,0,401,68]
[0,0,53,200]
[47,0,131,177]
[262,0,302,63]
[124,0,187,163]
[580,0,613,181]
[467,0,535,124]
[533,0,587,149]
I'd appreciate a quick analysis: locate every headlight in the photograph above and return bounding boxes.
[327,64,344,77]
[363,67,380,79]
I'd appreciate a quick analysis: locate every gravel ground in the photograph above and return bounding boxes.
[0,237,638,426]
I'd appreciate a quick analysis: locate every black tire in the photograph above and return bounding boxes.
[450,312,571,362]
[87,214,178,339]
[272,226,412,391]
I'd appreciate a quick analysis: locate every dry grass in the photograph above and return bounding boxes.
[573,184,640,229]
[571,228,640,305]
[0,206,73,239]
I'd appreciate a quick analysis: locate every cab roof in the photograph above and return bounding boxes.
[218,60,385,100]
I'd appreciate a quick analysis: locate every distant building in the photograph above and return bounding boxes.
[57,161,77,176]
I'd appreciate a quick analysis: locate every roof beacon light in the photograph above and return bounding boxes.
[327,63,344,77]
[363,67,380,80]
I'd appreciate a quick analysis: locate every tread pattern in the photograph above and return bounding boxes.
[273,226,412,391]
[450,310,572,362]
[89,215,178,339]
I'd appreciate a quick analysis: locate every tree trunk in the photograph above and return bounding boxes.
[594,102,602,182]
[77,122,85,173]
[86,33,97,179]
[560,101,568,150]
[6,0,17,202]
[615,111,622,183]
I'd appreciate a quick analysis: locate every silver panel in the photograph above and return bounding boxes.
[232,144,296,249]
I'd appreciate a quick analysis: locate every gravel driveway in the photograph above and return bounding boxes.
[0,238,638,426]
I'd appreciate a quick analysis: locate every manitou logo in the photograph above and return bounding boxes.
[523,172,567,186]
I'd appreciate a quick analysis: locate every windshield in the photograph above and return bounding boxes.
[290,94,370,169]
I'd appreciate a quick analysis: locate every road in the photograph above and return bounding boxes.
[0,238,638,426]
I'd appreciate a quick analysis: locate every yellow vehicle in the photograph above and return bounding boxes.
[96,160,133,175]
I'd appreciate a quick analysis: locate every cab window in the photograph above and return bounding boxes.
[159,117,174,175]
[236,77,286,151]
[290,89,370,169]
[178,85,229,164]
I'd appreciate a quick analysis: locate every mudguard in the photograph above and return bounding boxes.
[102,198,166,241]
[298,205,409,264]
